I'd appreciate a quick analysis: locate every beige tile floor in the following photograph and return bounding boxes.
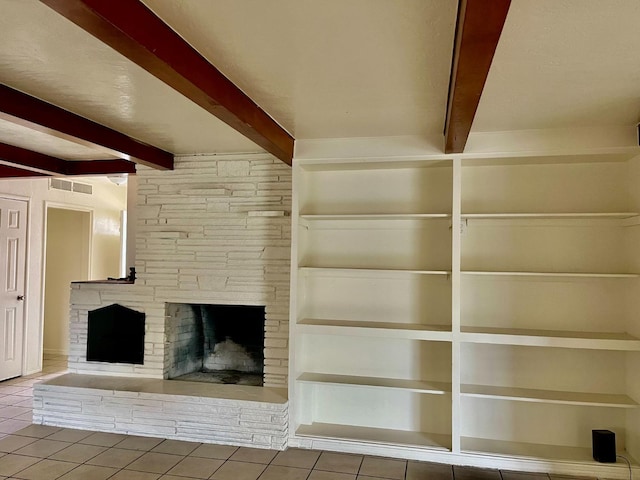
[0,356,591,480]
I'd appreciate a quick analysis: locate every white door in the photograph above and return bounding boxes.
[0,197,27,381]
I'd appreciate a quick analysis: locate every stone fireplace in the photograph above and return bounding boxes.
[34,153,292,449]
[167,303,265,386]
[59,154,291,386]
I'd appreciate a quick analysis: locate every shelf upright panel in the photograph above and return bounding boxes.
[451,157,462,453]
[289,159,304,439]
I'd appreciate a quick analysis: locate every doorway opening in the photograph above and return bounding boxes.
[43,207,91,357]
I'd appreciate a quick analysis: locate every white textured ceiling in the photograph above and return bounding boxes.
[0,0,639,163]
[141,0,458,140]
[473,0,640,132]
[0,0,258,157]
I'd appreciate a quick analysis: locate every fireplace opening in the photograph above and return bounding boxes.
[167,303,265,386]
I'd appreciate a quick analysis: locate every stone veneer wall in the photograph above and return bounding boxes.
[68,153,291,388]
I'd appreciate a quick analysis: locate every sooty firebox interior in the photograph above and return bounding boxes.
[167,303,265,386]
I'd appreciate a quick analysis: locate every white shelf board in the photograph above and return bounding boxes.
[300,213,451,220]
[461,212,639,219]
[298,372,451,395]
[461,437,592,463]
[460,326,640,351]
[461,384,638,408]
[298,318,453,341]
[297,422,451,451]
[461,270,638,278]
[461,437,638,466]
[300,267,451,277]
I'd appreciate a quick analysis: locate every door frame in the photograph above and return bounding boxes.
[0,193,30,378]
[41,202,94,360]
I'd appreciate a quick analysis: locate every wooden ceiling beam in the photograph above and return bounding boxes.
[40,0,295,165]
[0,141,136,177]
[0,141,67,175]
[0,84,173,170]
[0,164,50,178]
[444,0,511,154]
[65,159,136,176]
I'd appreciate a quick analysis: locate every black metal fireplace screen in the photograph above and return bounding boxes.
[87,304,145,364]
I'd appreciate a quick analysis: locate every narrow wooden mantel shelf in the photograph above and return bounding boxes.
[71,279,134,285]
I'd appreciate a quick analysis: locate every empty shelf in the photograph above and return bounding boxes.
[297,422,451,451]
[462,437,594,463]
[460,326,640,350]
[301,213,451,220]
[461,271,638,278]
[298,372,451,394]
[461,212,639,219]
[461,384,638,408]
[301,267,451,277]
[298,318,452,341]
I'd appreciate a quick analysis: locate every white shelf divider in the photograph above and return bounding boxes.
[298,318,453,341]
[297,372,451,395]
[461,437,610,463]
[461,384,639,408]
[461,212,639,219]
[301,213,451,220]
[301,267,451,277]
[461,270,638,278]
[297,423,451,451]
[460,326,640,351]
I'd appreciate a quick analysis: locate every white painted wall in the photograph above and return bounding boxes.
[43,208,91,356]
[0,177,127,374]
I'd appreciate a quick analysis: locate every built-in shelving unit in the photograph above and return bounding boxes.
[289,154,640,477]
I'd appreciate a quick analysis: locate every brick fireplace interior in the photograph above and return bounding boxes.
[167,303,265,386]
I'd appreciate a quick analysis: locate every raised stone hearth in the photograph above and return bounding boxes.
[34,374,288,449]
